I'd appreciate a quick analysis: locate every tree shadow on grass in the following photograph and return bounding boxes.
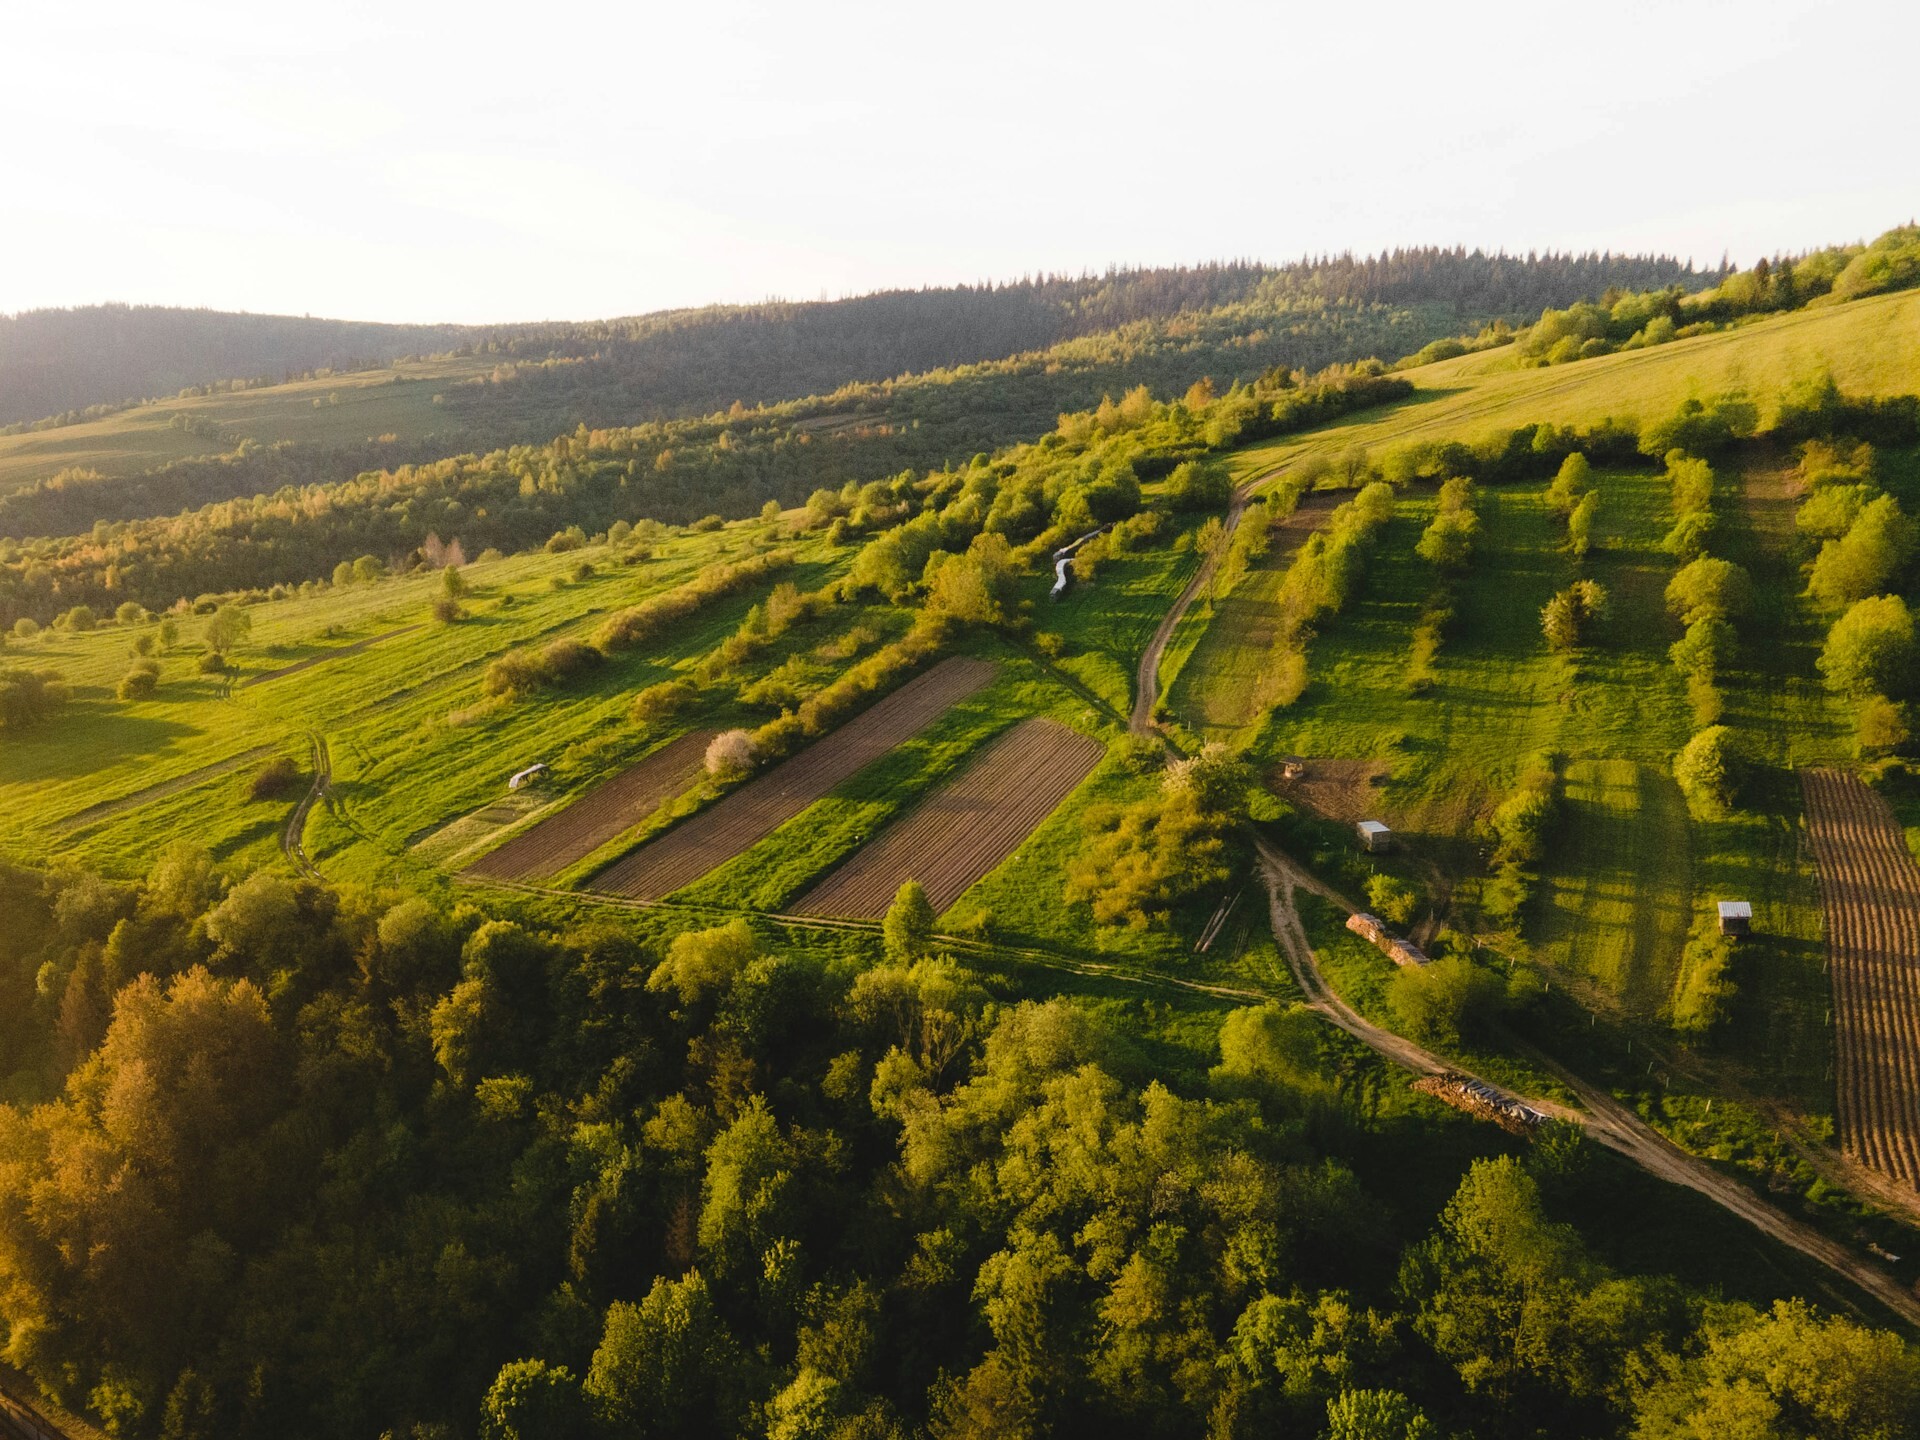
[3,703,201,778]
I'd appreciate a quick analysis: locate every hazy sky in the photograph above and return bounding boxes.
[6,0,1915,324]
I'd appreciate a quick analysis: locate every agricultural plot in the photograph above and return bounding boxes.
[464,729,715,881]
[1167,489,1339,739]
[1801,767,1920,1188]
[592,657,999,901]
[792,717,1103,918]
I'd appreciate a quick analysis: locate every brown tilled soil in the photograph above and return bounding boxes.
[1273,488,1342,556]
[1276,757,1392,824]
[792,717,1102,918]
[465,729,717,881]
[593,657,998,901]
[1801,767,1920,1189]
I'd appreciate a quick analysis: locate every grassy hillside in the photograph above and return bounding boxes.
[1227,286,1920,485]
[0,355,494,494]
[3,520,788,874]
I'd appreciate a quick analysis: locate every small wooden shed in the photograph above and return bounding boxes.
[1716,900,1752,937]
[1356,819,1392,853]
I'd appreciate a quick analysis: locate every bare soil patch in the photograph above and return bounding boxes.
[465,729,716,881]
[594,657,998,901]
[1801,767,1920,1189]
[1275,757,1392,824]
[792,717,1102,918]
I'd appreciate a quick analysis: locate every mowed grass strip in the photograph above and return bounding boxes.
[592,657,999,901]
[465,730,716,882]
[1534,759,1693,1016]
[55,744,279,831]
[1800,767,1920,1188]
[792,717,1104,918]
[237,624,424,687]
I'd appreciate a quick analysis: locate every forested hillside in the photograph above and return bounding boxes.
[0,307,476,427]
[3,251,1707,430]
[434,250,1711,435]
[0,251,1714,544]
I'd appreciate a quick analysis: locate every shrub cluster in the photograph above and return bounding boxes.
[1065,769,1235,930]
[0,665,68,729]
[1482,752,1561,925]
[1408,477,1478,691]
[1672,725,1742,818]
[1540,579,1608,652]
[117,658,160,701]
[483,637,603,698]
[248,754,302,800]
[595,550,795,651]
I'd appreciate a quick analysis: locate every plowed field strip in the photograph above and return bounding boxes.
[1801,768,1920,1189]
[465,729,717,881]
[793,718,1102,918]
[593,658,998,901]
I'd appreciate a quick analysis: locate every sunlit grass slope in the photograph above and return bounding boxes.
[0,518,807,877]
[1228,287,1920,487]
[0,355,493,493]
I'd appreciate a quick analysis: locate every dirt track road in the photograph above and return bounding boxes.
[1131,494,1248,734]
[283,733,330,879]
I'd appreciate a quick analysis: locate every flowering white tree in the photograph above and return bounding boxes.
[706,729,759,779]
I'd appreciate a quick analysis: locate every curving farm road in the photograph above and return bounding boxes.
[1132,493,1248,734]
[282,732,331,879]
[1251,837,1920,1326]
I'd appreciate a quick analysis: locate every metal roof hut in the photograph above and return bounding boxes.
[1716,900,1752,937]
[1356,819,1392,853]
[1281,755,1307,780]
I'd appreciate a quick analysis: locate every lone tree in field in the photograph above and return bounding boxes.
[1542,581,1607,651]
[1673,725,1742,818]
[884,880,937,963]
[1545,452,1591,516]
[204,604,252,656]
[1820,594,1917,697]
[705,729,758,780]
